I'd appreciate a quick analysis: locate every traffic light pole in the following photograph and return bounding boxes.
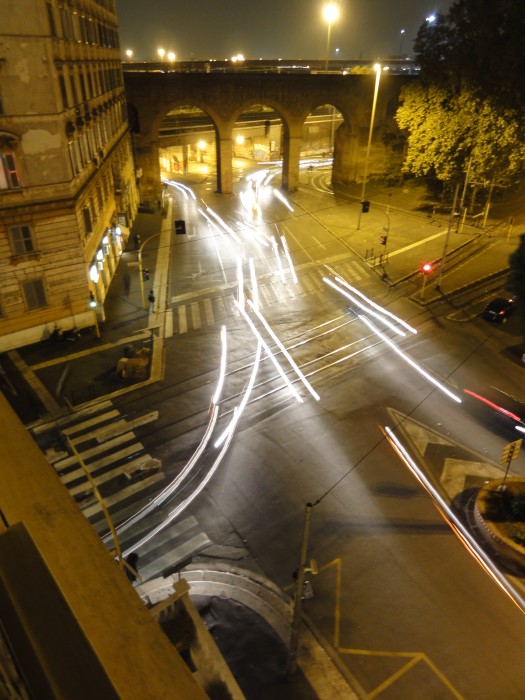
[436,183,459,291]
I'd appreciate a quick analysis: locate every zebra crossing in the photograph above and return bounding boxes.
[32,401,212,582]
[173,258,366,335]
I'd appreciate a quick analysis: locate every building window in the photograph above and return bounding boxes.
[46,2,57,36]
[22,279,47,310]
[9,224,35,255]
[68,139,82,175]
[0,152,21,189]
[82,205,93,233]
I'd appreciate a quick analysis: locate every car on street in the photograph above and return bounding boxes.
[482,295,517,323]
[463,386,525,436]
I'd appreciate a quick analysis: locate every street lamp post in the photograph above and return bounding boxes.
[89,292,101,338]
[157,47,165,61]
[357,64,385,230]
[323,3,339,72]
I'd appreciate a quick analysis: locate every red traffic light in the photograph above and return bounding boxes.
[422,263,432,274]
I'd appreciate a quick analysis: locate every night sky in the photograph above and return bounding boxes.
[116,0,454,63]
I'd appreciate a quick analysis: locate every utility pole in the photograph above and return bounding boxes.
[436,183,460,291]
[287,502,313,677]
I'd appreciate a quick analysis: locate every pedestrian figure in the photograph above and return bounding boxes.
[123,272,131,296]
[148,289,155,312]
[134,233,141,250]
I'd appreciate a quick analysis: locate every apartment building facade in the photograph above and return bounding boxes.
[0,0,139,351]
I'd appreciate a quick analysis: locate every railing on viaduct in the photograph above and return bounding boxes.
[122,69,416,198]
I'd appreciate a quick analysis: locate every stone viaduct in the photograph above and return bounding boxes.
[123,71,415,199]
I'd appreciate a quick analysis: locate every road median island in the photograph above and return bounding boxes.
[474,478,525,568]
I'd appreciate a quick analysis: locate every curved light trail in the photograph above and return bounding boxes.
[384,425,525,613]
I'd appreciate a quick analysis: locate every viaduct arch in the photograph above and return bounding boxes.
[123,71,414,199]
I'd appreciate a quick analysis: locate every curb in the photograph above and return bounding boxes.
[136,563,360,700]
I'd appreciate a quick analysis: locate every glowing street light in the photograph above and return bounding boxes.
[399,28,405,55]
[125,49,133,60]
[323,3,339,72]
[157,47,165,61]
[167,51,176,62]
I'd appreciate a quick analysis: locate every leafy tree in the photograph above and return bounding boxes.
[395,83,525,187]
[413,0,525,112]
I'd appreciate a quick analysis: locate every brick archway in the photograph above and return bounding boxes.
[124,71,413,199]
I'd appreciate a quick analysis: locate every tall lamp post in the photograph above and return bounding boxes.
[323,3,339,72]
[357,63,386,230]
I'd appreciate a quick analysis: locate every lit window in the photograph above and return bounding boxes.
[9,224,35,255]
[0,152,21,189]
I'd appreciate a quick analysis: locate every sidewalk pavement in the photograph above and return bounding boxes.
[0,184,519,700]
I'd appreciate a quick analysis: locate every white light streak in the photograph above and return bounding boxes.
[360,315,461,403]
[272,236,285,282]
[237,257,245,309]
[280,235,298,283]
[334,276,417,335]
[204,206,242,243]
[384,426,525,612]
[234,300,303,402]
[273,188,294,212]
[249,257,259,310]
[247,299,320,401]
[215,341,262,448]
[163,179,197,200]
[324,277,405,337]
[123,416,237,556]
[212,326,228,405]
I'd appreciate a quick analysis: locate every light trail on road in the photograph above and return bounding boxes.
[384,425,525,614]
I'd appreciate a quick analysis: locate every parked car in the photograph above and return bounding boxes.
[482,295,517,323]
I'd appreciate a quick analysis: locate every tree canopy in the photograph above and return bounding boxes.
[396,0,525,187]
[413,0,525,112]
[396,83,525,184]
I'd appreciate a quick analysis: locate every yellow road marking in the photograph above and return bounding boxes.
[317,557,465,699]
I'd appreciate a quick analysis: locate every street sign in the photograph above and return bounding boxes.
[499,438,522,466]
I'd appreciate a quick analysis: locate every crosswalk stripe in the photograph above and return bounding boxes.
[61,409,120,437]
[81,473,165,519]
[190,301,201,329]
[118,515,199,553]
[67,463,127,495]
[215,296,227,321]
[165,309,174,338]
[203,298,214,325]
[226,294,240,317]
[258,285,273,307]
[177,306,187,334]
[91,411,158,444]
[303,272,320,293]
[55,401,114,428]
[60,442,145,484]
[67,454,160,496]
[54,432,137,470]
[137,532,211,582]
